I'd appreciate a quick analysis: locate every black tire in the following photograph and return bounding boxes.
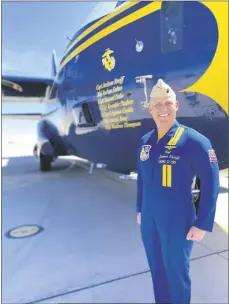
[40,153,52,171]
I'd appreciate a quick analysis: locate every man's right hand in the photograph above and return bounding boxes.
[137,212,141,225]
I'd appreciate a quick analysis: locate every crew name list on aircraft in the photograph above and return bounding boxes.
[96,76,141,130]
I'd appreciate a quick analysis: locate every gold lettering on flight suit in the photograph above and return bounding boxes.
[160,128,185,187]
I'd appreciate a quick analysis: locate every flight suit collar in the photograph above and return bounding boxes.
[154,119,180,141]
[165,119,180,138]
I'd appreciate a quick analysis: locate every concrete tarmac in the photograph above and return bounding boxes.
[2,142,228,303]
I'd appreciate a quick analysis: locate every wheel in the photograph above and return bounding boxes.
[39,153,52,172]
[33,144,38,159]
[192,177,201,214]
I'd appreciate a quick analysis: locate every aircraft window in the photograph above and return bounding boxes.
[45,83,62,107]
[79,111,86,124]
[160,1,183,53]
[66,60,79,78]
[56,67,65,84]
[115,1,125,8]
[82,103,94,125]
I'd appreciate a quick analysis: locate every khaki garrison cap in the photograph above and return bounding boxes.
[150,79,176,102]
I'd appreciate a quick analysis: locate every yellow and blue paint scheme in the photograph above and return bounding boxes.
[2,1,228,175]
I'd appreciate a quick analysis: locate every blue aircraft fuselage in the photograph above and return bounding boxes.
[37,1,228,173]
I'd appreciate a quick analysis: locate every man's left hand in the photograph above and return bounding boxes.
[186,226,206,241]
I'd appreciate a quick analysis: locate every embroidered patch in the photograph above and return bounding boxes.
[164,145,176,150]
[208,150,218,162]
[140,145,152,161]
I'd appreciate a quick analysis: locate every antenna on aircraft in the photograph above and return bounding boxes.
[67,36,72,42]
[51,50,57,78]
[136,75,153,109]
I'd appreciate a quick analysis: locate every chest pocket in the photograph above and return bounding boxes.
[140,145,154,184]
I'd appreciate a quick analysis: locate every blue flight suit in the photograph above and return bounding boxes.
[136,120,219,303]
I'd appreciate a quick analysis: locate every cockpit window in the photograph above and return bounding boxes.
[115,1,125,8]
[49,83,57,100]
[160,1,183,53]
[82,2,117,27]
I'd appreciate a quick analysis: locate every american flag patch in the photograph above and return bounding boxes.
[208,150,218,162]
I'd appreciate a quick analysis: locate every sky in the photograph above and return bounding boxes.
[2,1,97,78]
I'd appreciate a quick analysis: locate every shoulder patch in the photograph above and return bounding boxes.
[140,145,152,161]
[208,150,218,162]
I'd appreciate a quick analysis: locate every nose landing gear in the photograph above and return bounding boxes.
[33,144,53,172]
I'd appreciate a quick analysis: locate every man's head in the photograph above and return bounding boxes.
[148,79,179,126]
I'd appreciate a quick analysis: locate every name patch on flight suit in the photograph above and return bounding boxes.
[158,152,180,165]
[159,147,181,187]
[140,145,152,161]
[158,126,185,187]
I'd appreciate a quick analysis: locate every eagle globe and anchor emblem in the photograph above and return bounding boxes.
[102,48,115,71]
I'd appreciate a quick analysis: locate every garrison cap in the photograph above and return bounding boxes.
[150,79,176,102]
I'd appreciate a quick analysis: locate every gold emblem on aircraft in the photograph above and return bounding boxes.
[102,48,115,71]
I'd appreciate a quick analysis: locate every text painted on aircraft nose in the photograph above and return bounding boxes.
[5,225,44,239]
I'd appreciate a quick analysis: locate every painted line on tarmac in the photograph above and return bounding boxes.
[27,249,228,304]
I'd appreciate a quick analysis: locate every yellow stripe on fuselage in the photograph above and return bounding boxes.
[59,1,161,71]
[58,2,228,117]
[64,1,139,56]
[181,2,228,115]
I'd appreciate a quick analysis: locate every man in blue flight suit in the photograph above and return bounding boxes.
[136,79,219,303]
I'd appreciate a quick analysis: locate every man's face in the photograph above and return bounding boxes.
[148,98,179,125]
